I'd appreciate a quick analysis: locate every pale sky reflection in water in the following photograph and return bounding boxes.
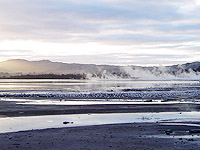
[1,112,200,133]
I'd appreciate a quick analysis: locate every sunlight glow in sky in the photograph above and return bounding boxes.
[0,0,200,66]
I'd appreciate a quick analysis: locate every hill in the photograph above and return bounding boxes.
[0,59,199,80]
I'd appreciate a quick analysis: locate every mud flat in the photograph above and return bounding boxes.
[1,99,200,149]
[0,99,200,117]
[1,122,200,150]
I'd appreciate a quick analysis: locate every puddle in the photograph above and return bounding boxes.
[147,134,200,139]
[1,98,196,105]
[1,112,200,133]
[161,123,200,127]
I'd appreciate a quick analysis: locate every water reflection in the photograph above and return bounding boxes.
[0,79,199,94]
[0,112,200,133]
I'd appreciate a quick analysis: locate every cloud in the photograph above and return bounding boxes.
[0,0,199,65]
[0,0,198,42]
[0,50,35,61]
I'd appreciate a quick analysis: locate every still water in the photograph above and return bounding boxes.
[0,79,199,94]
[0,112,200,133]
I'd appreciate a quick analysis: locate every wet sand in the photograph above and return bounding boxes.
[1,100,200,149]
[1,122,200,150]
[0,100,200,117]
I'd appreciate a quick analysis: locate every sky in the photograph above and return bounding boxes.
[0,0,200,66]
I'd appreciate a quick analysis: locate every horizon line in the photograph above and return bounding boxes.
[1,58,199,68]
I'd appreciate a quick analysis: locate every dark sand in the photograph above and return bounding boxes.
[0,100,199,117]
[1,100,200,149]
[1,123,200,150]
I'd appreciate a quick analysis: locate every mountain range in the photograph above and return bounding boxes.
[0,59,199,79]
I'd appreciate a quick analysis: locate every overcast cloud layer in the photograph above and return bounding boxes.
[0,0,200,65]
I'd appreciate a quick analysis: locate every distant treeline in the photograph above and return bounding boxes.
[0,74,87,79]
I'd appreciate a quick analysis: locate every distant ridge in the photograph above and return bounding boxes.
[0,59,199,79]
